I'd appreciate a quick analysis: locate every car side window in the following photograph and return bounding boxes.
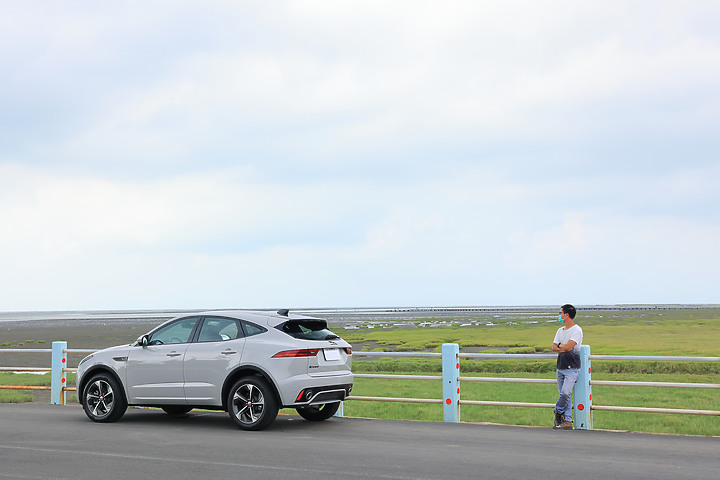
[149,317,199,345]
[241,321,267,337]
[198,317,242,342]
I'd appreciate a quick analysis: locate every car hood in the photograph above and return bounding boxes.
[100,344,133,354]
[84,344,132,362]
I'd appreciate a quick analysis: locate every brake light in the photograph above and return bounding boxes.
[272,349,320,358]
[344,347,352,355]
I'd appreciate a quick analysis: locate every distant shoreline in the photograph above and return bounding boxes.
[2,303,719,324]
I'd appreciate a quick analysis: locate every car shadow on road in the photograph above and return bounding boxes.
[80,407,349,433]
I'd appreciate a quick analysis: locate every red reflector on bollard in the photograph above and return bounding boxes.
[588,367,591,373]
[62,358,66,363]
[446,399,452,405]
[589,394,592,401]
[456,363,459,369]
[457,388,460,394]
[578,404,584,410]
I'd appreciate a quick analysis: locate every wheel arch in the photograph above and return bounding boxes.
[221,366,281,410]
[77,366,127,406]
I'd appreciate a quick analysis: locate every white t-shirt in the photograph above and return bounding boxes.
[554,324,583,369]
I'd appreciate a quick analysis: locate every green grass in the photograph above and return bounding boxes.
[0,372,76,403]
[352,357,720,376]
[0,372,52,386]
[0,390,34,402]
[344,367,720,436]
[0,372,49,403]
[341,309,720,436]
[342,309,720,357]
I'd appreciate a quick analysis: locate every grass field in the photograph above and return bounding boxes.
[2,308,719,435]
[339,360,720,436]
[0,372,49,403]
[335,308,720,436]
[341,308,720,356]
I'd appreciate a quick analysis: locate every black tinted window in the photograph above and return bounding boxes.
[277,320,339,340]
[242,321,267,337]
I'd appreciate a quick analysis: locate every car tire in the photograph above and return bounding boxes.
[227,377,278,431]
[82,373,127,423]
[162,406,193,416]
[295,402,340,421]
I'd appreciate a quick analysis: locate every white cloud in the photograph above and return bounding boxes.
[1,1,719,309]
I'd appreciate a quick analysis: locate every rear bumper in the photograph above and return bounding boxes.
[291,383,353,406]
[277,369,353,407]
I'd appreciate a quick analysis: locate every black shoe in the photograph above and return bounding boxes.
[554,411,563,427]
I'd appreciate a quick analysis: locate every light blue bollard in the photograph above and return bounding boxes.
[573,345,592,430]
[442,343,460,423]
[333,401,344,417]
[50,341,68,405]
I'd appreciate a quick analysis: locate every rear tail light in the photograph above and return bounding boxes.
[344,347,352,355]
[272,349,320,358]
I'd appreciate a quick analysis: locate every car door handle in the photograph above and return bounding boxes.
[166,352,182,357]
[221,350,237,355]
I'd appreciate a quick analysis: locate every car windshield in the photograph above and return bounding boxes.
[277,320,339,341]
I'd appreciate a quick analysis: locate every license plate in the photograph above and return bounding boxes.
[323,348,341,361]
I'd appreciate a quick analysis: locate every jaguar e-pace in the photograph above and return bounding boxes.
[76,310,353,430]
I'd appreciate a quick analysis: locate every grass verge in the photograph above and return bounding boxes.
[0,372,76,403]
[345,369,720,436]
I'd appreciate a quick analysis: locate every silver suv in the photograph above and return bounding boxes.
[76,310,353,430]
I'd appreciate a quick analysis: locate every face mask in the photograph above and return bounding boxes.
[558,314,564,322]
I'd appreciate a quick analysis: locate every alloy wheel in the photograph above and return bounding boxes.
[86,379,115,419]
[227,377,278,431]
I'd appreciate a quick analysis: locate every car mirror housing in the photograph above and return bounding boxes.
[137,335,149,347]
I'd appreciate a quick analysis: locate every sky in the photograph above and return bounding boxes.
[1,1,719,311]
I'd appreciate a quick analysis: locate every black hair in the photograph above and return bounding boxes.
[561,304,576,320]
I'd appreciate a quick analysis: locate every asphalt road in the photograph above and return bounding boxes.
[1,403,717,480]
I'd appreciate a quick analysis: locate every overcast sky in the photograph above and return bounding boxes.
[1,1,719,311]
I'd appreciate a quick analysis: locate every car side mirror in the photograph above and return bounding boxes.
[138,335,149,347]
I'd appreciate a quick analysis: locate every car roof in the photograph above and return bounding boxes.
[193,310,323,327]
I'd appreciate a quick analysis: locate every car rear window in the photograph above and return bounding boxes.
[277,320,340,341]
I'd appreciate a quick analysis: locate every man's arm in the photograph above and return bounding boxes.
[552,340,577,353]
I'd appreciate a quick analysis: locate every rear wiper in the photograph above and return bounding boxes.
[325,334,340,340]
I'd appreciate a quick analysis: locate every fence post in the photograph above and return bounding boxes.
[442,343,460,423]
[573,345,592,430]
[51,341,68,405]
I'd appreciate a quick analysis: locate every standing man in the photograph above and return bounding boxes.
[552,304,583,430]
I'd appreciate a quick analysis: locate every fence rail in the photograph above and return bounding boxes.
[0,344,84,403]
[2,342,719,427]
[351,345,720,428]
[590,354,720,362]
